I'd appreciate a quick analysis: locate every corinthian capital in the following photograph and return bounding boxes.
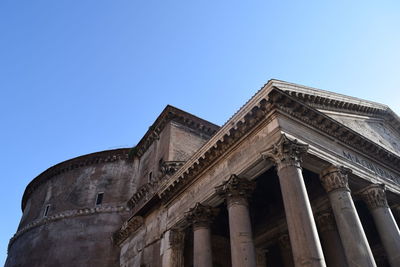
[186,203,218,228]
[262,134,308,171]
[360,184,388,210]
[215,175,255,205]
[320,165,351,193]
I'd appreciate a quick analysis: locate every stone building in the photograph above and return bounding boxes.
[6,79,400,267]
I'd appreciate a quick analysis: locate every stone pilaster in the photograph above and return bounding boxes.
[216,175,256,267]
[320,166,376,267]
[360,184,400,267]
[262,134,326,267]
[315,210,348,267]
[161,229,185,267]
[186,203,218,267]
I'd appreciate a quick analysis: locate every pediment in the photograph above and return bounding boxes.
[270,79,400,158]
[325,112,400,157]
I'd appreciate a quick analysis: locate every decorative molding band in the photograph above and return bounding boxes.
[22,149,130,211]
[8,205,129,250]
[113,216,144,246]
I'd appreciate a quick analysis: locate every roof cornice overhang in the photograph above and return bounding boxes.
[157,82,400,204]
[129,105,219,159]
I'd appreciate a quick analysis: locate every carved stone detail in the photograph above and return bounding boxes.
[186,203,218,228]
[261,134,308,171]
[215,175,255,205]
[113,216,144,246]
[161,161,185,176]
[360,184,389,210]
[316,210,337,233]
[278,233,291,251]
[320,165,352,193]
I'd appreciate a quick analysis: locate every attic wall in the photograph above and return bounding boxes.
[169,121,211,161]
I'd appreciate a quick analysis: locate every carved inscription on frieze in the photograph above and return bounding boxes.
[342,150,400,184]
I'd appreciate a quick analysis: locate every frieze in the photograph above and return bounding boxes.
[113,216,144,246]
[342,150,400,184]
[9,205,128,250]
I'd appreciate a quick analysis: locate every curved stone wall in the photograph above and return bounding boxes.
[6,148,134,267]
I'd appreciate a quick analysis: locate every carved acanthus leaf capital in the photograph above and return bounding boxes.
[215,175,255,204]
[316,209,337,233]
[262,134,308,171]
[186,203,218,228]
[320,165,351,193]
[360,184,389,210]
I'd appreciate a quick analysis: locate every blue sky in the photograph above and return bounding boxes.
[1,0,399,264]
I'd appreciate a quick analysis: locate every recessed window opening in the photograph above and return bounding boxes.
[96,192,104,205]
[43,204,51,217]
[148,172,153,182]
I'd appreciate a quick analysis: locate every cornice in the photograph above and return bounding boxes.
[22,148,130,211]
[9,205,129,250]
[158,98,271,203]
[128,105,219,159]
[113,215,144,246]
[268,88,400,173]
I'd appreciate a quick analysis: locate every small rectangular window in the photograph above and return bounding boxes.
[96,192,104,205]
[148,172,153,182]
[43,204,51,217]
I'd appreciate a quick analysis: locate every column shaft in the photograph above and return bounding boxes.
[278,166,326,267]
[316,210,348,267]
[262,135,326,267]
[216,175,257,267]
[320,166,376,267]
[193,226,213,267]
[227,197,257,267]
[361,184,400,267]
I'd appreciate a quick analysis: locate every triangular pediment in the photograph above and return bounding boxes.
[270,80,400,157]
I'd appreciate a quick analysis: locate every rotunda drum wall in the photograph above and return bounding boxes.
[19,159,135,229]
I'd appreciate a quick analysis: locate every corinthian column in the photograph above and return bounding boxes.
[216,175,257,267]
[315,209,348,267]
[360,184,400,267]
[320,166,376,267]
[186,203,218,267]
[262,134,326,267]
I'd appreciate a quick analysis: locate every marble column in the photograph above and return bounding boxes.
[262,134,326,267]
[360,184,400,267]
[216,175,257,267]
[315,209,348,267]
[320,166,376,267]
[161,229,185,267]
[278,233,294,267]
[186,203,218,267]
